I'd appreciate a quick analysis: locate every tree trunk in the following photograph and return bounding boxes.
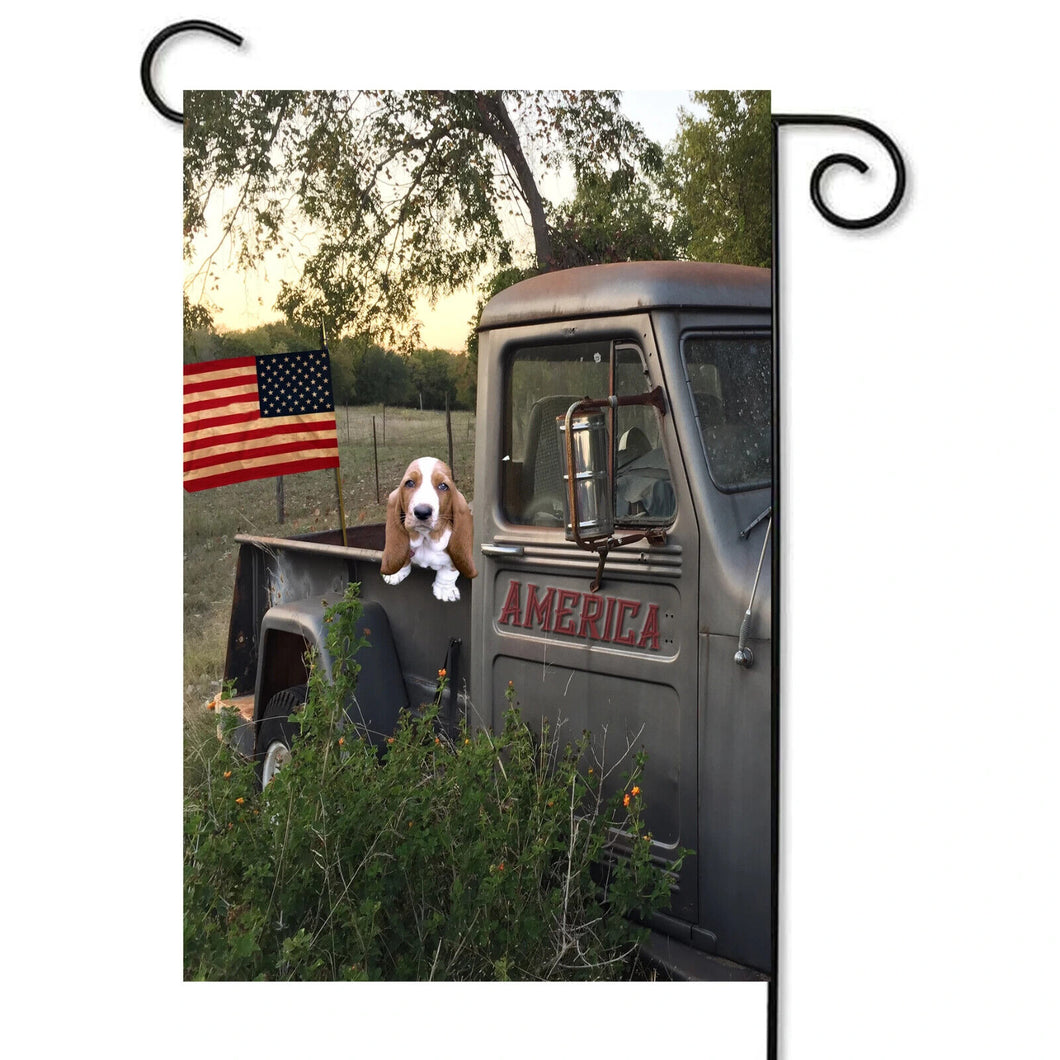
[473,92,554,270]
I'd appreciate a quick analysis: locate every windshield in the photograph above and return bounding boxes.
[683,333,772,491]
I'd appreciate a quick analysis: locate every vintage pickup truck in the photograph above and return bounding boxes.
[218,260,774,982]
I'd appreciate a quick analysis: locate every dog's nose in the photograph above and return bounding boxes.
[413,503,433,523]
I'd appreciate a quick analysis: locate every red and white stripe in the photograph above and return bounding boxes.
[183,356,339,492]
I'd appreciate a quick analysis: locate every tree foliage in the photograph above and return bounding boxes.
[184,90,653,347]
[667,90,772,268]
[184,89,774,364]
[183,292,214,333]
[331,338,411,407]
[549,156,681,268]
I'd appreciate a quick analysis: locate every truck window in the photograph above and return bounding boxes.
[502,341,676,527]
[683,333,772,491]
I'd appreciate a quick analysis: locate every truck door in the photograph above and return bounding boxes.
[471,324,701,925]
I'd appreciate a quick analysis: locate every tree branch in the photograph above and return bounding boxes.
[470,92,554,269]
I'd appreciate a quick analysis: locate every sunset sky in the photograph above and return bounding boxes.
[186,91,704,351]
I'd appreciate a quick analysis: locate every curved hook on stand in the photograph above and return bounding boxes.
[141,21,244,124]
[772,114,906,230]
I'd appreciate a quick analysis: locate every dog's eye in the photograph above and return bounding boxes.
[438,482,449,491]
[404,479,415,488]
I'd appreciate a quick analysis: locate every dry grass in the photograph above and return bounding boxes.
[183,404,476,788]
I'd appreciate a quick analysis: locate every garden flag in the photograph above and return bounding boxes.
[183,349,340,491]
[154,43,908,1052]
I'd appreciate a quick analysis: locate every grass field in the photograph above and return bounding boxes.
[183,404,476,785]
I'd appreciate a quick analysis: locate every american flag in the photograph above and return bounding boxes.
[183,349,340,492]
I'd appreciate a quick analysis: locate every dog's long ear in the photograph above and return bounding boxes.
[447,487,478,580]
[380,486,411,575]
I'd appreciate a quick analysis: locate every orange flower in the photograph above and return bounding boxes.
[498,862,505,872]
[223,770,232,780]
[235,797,244,805]
[438,668,447,679]
[338,736,345,746]
[623,793,631,807]
[631,785,641,797]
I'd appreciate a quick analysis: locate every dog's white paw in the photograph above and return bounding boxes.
[382,564,411,587]
[432,571,460,602]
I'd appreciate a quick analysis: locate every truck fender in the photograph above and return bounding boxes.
[254,594,409,751]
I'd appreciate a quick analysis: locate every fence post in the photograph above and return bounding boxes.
[446,393,454,476]
[372,416,380,504]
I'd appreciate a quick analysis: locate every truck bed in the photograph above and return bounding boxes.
[223,523,474,746]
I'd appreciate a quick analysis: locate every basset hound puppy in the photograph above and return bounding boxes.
[381,457,477,602]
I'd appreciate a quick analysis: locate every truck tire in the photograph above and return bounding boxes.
[256,684,308,788]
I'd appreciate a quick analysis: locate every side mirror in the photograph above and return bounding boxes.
[556,388,667,590]
[556,405,614,545]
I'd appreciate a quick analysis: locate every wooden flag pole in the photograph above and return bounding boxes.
[321,320,348,547]
[335,466,349,547]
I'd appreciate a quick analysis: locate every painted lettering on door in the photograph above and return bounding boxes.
[497,580,661,651]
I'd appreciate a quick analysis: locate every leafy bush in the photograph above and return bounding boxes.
[184,584,685,980]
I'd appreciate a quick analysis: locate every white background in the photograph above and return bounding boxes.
[4,3,1056,1057]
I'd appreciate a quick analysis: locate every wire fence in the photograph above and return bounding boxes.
[184,405,478,558]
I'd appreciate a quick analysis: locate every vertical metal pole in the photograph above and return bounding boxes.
[276,476,285,524]
[768,113,781,1060]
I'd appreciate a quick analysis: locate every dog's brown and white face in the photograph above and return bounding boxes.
[381,457,477,582]
[398,457,457,536]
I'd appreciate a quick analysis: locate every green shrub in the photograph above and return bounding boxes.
[184,584,686,980]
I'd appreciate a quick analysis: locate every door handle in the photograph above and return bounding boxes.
[481,543,525,558]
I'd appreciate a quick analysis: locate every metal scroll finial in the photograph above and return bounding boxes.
[773,114,907,230]
[140,21,244,124]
